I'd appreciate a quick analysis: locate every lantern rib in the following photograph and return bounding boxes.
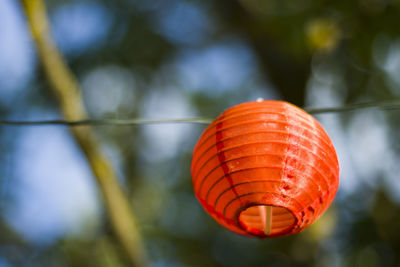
[207,102,306,123]
[195,196,245,231]
[240,215,295,222]
[197,191,302,233]
[202,167,284,200]
[198,157,325,202]
[213,180,281,209]
[212,109,319,134]
[215,174,320,210]
[193,131,334,182]
[192,139,337,186]
[198,106,326,141]
[270,218,298,224]
[191,129,336,173]
[212,180,315,210]
[192,130,286,169]
[200,164,330,216]
[195,153,332,199]
[193,119,332,156]
[215,121,244,205]
[238,216,295,224]
[193,127,333,168]
[198,114,327,147]
[240,210,292,217]
[222,191,304,218]
[197,111,300,139]
[194,155,282,190]
[193,131,337,193]
[192,141,286,177]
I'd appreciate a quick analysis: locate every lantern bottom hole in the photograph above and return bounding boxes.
[238,205,296,237]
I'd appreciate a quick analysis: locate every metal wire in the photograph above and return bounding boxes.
[0,118,214,126]
[305,100,400,114]
[1,100,400,126]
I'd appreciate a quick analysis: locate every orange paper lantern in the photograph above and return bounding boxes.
[191,100,339,238]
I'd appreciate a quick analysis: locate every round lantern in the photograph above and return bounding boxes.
[191,100,339,238]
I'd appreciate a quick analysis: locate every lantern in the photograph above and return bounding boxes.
[191,100,339,238]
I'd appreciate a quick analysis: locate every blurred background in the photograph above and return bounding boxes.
[1,0,400,266]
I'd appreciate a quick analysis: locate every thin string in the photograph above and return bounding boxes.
[0,118,214,126]
[1,100,400,126]
[305,99,400,114]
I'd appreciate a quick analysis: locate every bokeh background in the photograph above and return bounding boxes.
[1,0,400,266]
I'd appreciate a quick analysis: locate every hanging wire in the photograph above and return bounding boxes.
[1,99,400,126]
[0,118,214,126]
[305,99,400,114]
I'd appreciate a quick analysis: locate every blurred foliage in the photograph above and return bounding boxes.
[1,0,400,266]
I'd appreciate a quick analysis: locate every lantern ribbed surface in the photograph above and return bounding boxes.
[191,100,339,238]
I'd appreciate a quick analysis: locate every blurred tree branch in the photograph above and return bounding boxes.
[18,0,148,266]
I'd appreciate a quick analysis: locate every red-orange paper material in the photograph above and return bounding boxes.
[191,100,339,238]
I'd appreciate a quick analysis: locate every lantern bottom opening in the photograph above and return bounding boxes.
[238,205,296,237]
